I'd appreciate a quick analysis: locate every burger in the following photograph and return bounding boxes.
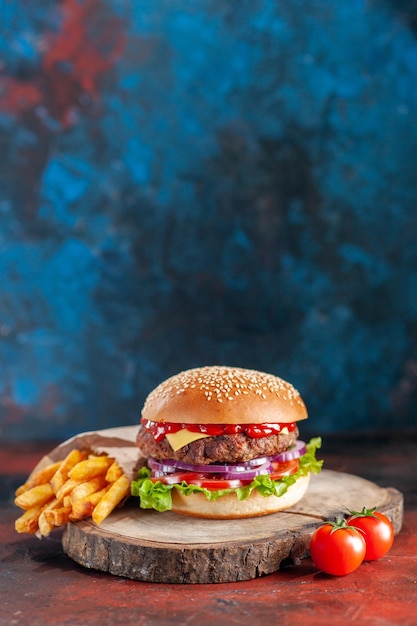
[131,365,322,518]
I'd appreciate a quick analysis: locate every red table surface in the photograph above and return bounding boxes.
[1,432,416,626]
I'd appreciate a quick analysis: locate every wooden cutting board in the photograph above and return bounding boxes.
[62,470,403,584]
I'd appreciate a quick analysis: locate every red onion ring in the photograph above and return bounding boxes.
[223,461,273,480]
[269,440,307,463]
[147,456,272,477]
[148,459,273,481]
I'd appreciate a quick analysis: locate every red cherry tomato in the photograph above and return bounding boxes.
[346,507,395,561]
[310,519,366,576]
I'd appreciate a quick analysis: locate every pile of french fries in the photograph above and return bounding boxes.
[14,449,131,538]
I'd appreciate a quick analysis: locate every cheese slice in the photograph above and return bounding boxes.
[165,429,210,452]
[165,425,289,451]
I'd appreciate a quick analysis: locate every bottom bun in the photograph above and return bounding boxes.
[170,474,311,519]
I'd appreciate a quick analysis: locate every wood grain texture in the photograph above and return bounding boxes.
[62,470,403,583]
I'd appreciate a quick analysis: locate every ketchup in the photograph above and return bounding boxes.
[141,419,297,442]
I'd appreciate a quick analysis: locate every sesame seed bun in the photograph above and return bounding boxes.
[170,474,311,519]
[142,365,308,425]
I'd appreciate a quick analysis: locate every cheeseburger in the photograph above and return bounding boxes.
[131,365,322,518]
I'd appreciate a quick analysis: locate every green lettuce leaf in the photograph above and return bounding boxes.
[131,437,323,513]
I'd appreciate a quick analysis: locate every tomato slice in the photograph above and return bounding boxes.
[269,458,299,480]
[189,475,248,490]
[151,472,247,489]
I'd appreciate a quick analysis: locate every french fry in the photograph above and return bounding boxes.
[15,461,62,496]
[68,456,113,481]
[15,504,44,534]
[37,516,54,538]
[50,449,88,494]
[92,475,131,525]
[69,476,107,504]
[69,487,110,521]
[15,484,30,498]
[69,499,94,522]
[63,495,71,508]
[42,506,72,527]
[55,477,85,502]
[14,483,54,510]
[105,461,123,483]
[37,498,61,537]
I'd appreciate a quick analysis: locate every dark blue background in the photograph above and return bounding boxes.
[1,0,417,441]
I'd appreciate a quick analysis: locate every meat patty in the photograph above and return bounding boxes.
[136,425,299,465]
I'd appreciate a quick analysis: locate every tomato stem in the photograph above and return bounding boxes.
[347,506,379,520]
[328,517,354,534]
